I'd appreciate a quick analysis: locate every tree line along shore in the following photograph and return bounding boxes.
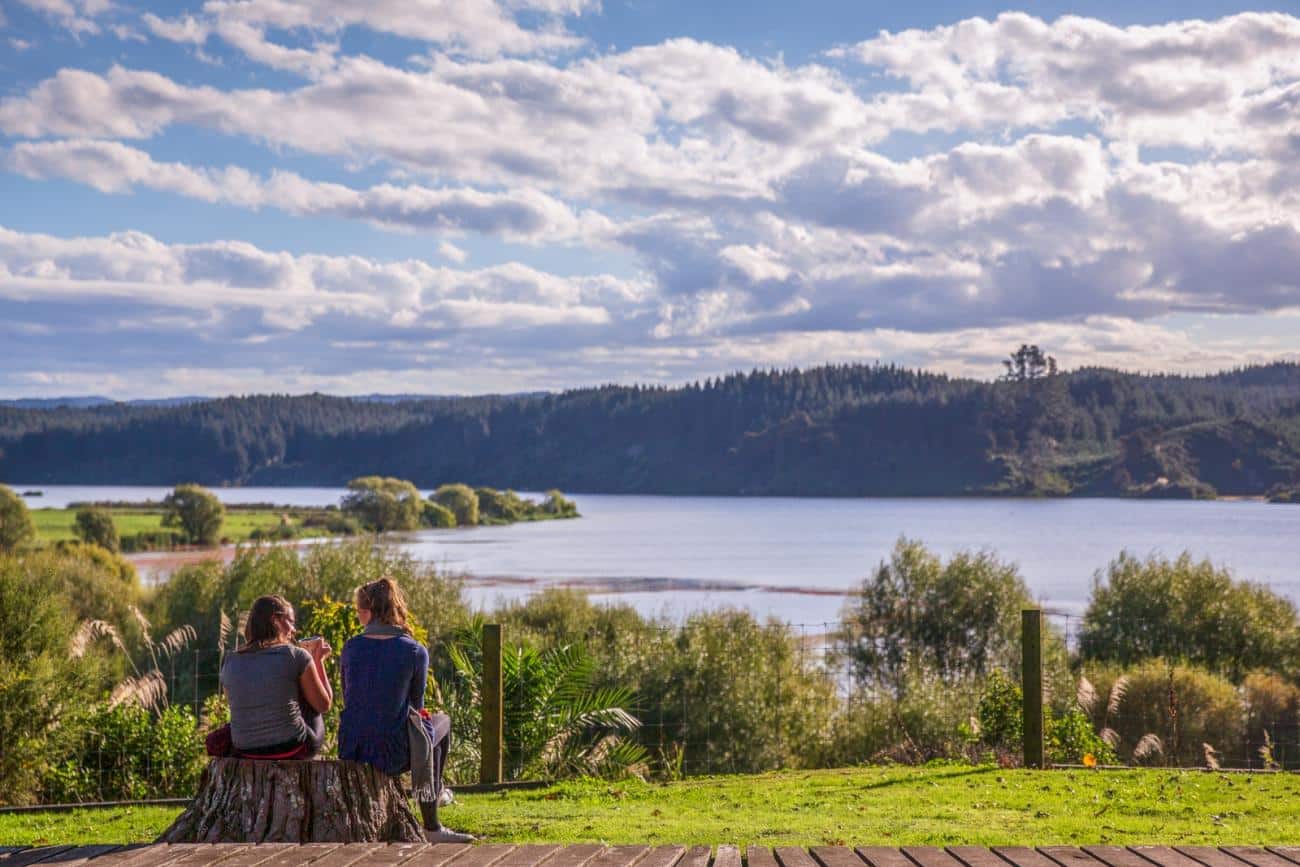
[1,477,579,552]
[2,354,1300,500]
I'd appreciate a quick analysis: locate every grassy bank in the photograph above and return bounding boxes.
[29,507,337,546]
[5,766,1300,847]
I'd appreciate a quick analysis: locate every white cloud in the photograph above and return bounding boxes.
[13,0,112,35]
[144,0,592,72]
[7,139,606,242]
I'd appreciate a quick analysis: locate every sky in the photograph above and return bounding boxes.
[2,1,1300,398]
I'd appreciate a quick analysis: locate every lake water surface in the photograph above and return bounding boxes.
[14,485,1300,625]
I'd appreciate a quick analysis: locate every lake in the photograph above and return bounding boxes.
[13,485,1300,626]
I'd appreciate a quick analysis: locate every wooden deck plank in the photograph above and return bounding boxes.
[193,846,294,867]
[404,847,472,867]
[715,847,741,867]
[993,849,1057,867]
[1127,849,1202,867]
[2,848,79,867]
[1266,851,1300,867]
[29,847,122,867]
[903,848,966,867]
[82,845,202,867]
[629,848,684,867]
[1173,849,1249,867]
[675,848,710,867]
[584,847,649,867]
[443,847,520,867]
[947,847,1011,867]
[774,849,819,867]
[856,848,914,867]
[1039,848,1105,867]
[1222,850,1298,867]
[522,848,599,867]
[356,845,430,867]
[1080,848,1153,867]
[810,848,866,867]
[487,847,562,867]
[747,849,780,867]
[158,846,253,867]
[305,844,388,867]
[236,844,342,867]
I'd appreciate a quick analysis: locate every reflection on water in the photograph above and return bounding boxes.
[12,484,1300,624]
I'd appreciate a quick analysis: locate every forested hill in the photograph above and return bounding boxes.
[3,362,1300,498]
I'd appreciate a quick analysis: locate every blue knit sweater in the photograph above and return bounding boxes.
[338,633,428,777]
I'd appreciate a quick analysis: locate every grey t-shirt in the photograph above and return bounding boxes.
[221,644,313,749]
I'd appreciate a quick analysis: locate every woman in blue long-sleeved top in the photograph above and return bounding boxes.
[338,577,471,842]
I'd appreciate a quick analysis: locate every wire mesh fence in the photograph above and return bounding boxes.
[29,607,1300,807]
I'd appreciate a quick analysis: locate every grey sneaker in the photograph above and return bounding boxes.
[425,828,475,844]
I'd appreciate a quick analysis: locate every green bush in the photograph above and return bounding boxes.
[341,476,422,532]
[0,554,103,805]
[1047,708,1117,765]
[0,484,35,552]
[827,668,985,766]
[973,669,1022,754]
[73,507,120,552]
[120,529,187,552]
[161,484,225,546]
[540,489,579,517]
[422,500,456,529]
[836,539,1065,696]
[1085,660,1244,766]
[42,703,203,802]
[433,484,479,527]
[1080,552,1300,681]
[1243,672,1300,769]
[475,487,526,523]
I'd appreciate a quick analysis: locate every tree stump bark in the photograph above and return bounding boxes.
[159,759,424,844]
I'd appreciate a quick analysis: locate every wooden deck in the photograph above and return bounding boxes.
[4,845,1300,867]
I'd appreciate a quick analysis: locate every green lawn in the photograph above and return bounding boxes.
[4,766,1300,847]
[30,508,329,545]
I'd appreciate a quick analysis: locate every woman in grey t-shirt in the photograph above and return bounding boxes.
[220,595,333,757]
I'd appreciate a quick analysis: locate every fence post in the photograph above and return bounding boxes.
[480,623,504,784]
[1022,608,1045,769]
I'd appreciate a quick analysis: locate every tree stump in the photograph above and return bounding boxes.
[159,759,424,844]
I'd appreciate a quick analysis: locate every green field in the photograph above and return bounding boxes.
[4,766,1300,847]
[30,507,334,546]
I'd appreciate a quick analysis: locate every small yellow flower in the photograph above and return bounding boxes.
[1082,753,1098,768]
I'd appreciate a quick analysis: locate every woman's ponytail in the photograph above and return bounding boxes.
[355,577,410,628]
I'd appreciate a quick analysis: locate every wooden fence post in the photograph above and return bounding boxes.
[1022,608,1045,769]
[480,623,504,784]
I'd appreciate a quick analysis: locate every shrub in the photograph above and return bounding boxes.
[42,703,203,802]
[1047,708,1117,766]
[827,668,985,766]
[340,476,422,532]
[540,489,579,517]
[120,529,187,552]
[973,669,1022,754]
[422,500,456,529]
[475,487,526,523]
[1080,552,1300,681]
[1085,660,1243,766]
[836,539,1063,696]
[51,541,138,586]
[73,506,119,552]
[0,554,102,804]
[433,484,479,527]
[161,484,225,546]
[0,484,35,552]
[1243,672,1300,769]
